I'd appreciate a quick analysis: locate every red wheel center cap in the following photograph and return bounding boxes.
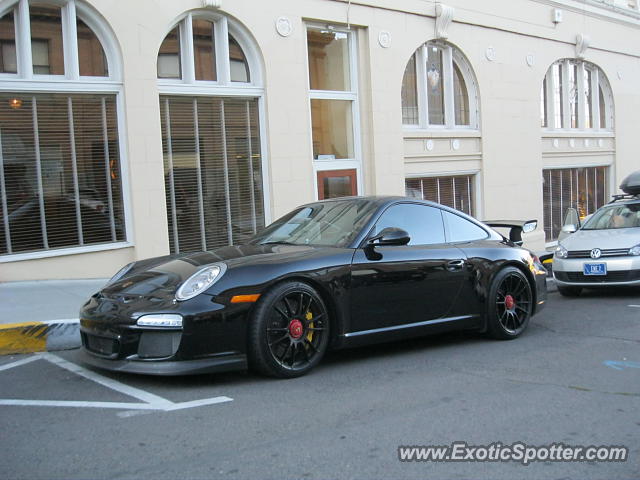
[505,295,516,310]
[289,319,303,339]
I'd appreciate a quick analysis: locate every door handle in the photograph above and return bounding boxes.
[446,259,465,271]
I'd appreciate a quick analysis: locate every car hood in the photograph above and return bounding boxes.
[100,244,321,298]
[560,227,640,250]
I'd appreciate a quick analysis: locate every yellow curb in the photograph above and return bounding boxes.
[0,322,47,355]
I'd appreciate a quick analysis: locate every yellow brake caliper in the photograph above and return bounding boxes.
[305,311,313,342]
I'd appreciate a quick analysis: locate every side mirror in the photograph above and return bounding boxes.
[563,208,581,229]
[561,224,577,234]
[522,220,537,233]
[368,227,410,246]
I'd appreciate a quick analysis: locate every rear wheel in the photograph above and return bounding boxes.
[557,285,582,297]
[486,267,532,340]
[248,281,330,378]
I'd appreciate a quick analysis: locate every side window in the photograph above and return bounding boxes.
[374,204,445,245]
[442,211,488,243]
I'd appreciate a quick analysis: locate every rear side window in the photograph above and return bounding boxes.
[442,211,488,243]
[373,203,445,245]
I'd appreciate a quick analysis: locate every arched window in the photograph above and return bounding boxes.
[401,41,478,129]
[157,12,265,254]
[0,0,124,259]
[541,59,613,131]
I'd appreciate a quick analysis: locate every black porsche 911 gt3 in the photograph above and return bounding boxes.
[78,196,547,378]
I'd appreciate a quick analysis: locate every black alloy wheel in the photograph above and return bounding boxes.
[248,281,330,378]
[486,266,532,339]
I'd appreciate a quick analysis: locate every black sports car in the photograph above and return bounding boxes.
[78,196,547,378]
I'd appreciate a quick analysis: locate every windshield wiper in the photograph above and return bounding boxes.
[259,240,300,246]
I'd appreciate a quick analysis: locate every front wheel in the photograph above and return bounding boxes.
[248,281,330,378]
[486,267,533,340]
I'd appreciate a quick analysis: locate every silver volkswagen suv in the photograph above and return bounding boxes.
[553,170,640,296]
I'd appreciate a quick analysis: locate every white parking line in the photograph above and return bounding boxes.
[0,353,233,412]
[629,305,640,308]
[43,353,173,407]
[0,399,161,410]
[0,355,41,372]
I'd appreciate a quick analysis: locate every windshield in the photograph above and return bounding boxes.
[250,199,377,247]
[581,203,640,230]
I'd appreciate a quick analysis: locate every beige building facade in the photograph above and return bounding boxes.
[0,0,639,281]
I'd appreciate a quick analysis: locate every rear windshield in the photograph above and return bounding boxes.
[581,202,640,230]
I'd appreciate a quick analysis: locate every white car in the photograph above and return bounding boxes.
[553,170,640,296]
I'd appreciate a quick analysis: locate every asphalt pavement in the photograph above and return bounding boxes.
[1,285,639,480]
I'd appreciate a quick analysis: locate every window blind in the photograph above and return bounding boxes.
[406,174,475,217]
[0,93,125,256]
[160,95,264,253]
[543,166,608,241]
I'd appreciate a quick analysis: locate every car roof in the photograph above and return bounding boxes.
[297,195,497,247]
[301,195,457,211]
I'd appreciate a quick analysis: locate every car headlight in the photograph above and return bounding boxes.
[175,263,227,301]
[105,262,135,286]
[555,245,568,259]
[630,244,640,256]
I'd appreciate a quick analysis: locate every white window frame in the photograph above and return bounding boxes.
[157,13,263,96]
[305,23,362,200]
[403,42,479,132]
[156,11,271,227]
[542,59,614,132]
[0,0,130,263]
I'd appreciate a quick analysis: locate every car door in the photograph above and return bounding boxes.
[348,203,468,335]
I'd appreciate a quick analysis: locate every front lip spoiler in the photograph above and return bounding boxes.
[554,276,640,287]
[77,349,247,376]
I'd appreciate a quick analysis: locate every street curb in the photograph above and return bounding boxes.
[0,319,80,355]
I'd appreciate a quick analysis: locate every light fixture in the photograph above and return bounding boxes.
[136,314,183,328]
[427,63,440,90]
[9,98,22,109]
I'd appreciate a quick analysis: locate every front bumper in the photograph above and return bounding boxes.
[78,291,253,375]
[77,349,247,376]
[553,255,640,286]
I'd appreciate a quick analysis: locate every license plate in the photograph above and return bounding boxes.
[584,263,607,276]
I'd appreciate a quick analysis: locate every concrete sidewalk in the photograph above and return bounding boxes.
[0,279,107,355]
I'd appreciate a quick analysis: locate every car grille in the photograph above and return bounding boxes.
[82,332,119,357]
[555,270,640,283]
[566,248,630,259]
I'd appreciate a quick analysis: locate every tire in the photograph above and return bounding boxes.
[247,281,330,378]
[486,266,533,340]
[557,285,582,297]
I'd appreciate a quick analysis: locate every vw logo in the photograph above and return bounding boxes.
[590,248,602,259]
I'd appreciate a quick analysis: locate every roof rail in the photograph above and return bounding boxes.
[608,193,640,204]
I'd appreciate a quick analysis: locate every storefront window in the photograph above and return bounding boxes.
[160,96,263,251]
[406,174,475,216]
[0,93,124,255]
[542,166,609,241]
[0,1,123,259]
[157,14,264,254]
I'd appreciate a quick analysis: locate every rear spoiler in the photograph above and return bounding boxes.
[483,220,538,246]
